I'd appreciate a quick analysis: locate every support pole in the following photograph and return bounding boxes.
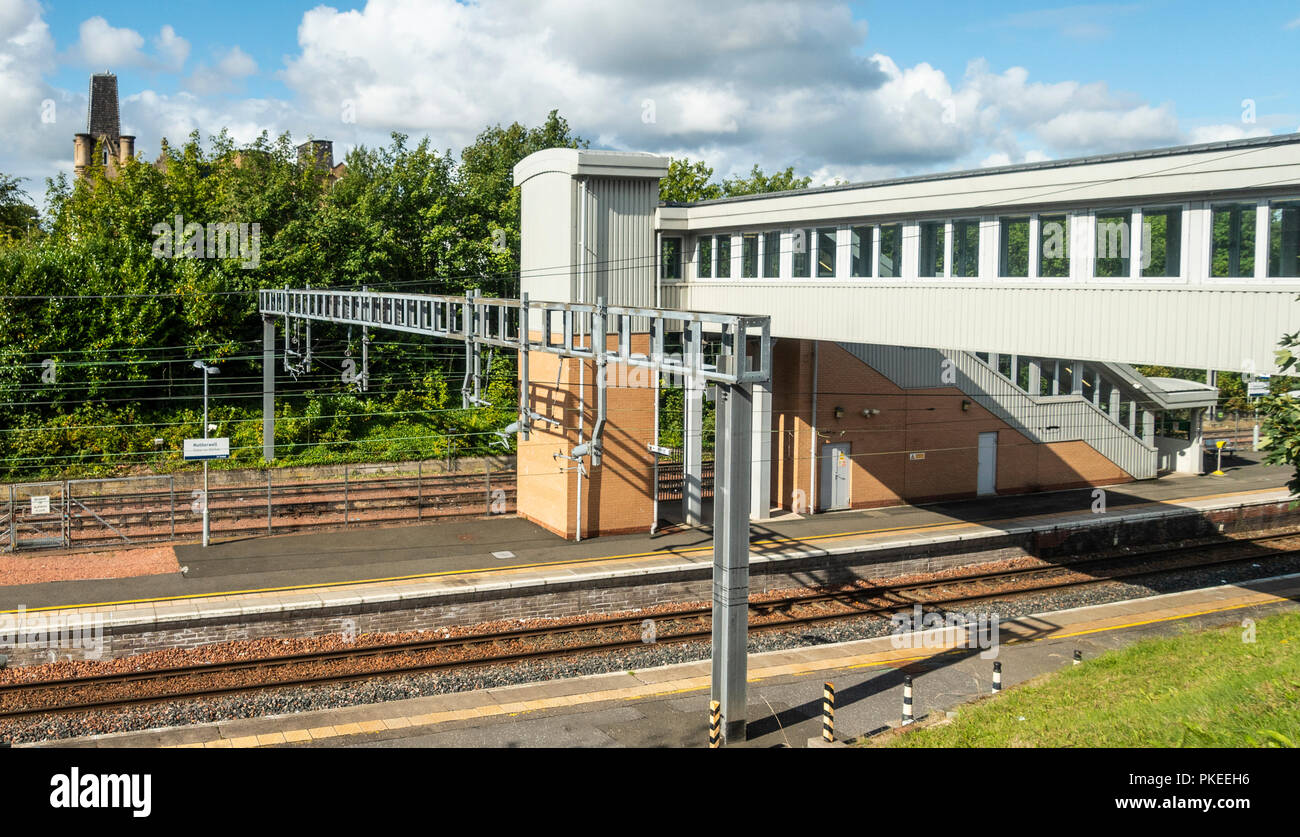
[683,374,704,525]
[202,370,210,549]
[519,293,531,441]
[750,379,771,520]
[262,316,276,463]
[683,321,705,526]
[711,382,752,743]
[592,298,608,466]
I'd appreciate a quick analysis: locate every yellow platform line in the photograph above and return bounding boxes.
[166,578,1298,748]
[11,485,1287,616]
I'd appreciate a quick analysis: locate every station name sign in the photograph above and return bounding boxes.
[183,437,230,460]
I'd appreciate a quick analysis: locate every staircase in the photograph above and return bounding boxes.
[838,343,1160,479]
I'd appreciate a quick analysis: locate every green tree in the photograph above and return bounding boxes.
[721,164,812,197]
[659,159,723,203]
[0,174,39,240]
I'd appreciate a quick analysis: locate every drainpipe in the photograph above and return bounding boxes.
[809,341,818,515]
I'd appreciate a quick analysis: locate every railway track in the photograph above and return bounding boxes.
[11,470,519,549]
[2,530,1297,721]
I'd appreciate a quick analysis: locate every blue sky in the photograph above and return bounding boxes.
[3,0,1299,192]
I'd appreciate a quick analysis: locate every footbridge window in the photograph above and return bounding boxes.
[1210,203,1256,278]
[698,236,713,278]
[716,235,732,278]
[763,231,781,278]
[817,227,837,277]
[1270,199,1300,278]
[741,233,759,278]
[1038,214,1070,277]
[1095,210,1132,277]
[919,221,946,277]
[851,226,872,277]
[793,228,813,277]
[878,224,902,278]
[661,237,682,280]
[953,219,980,278]
[1141,207,1182,278]
[999,217,1030,277]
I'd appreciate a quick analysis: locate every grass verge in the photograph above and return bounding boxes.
[867,610,1300,747]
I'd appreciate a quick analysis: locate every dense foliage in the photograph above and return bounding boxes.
[0,114,584,479]
[0,125,808,480]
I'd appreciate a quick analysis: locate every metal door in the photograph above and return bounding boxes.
[977,432,998,496]
[819,443,851,511]
[7,482,68,550]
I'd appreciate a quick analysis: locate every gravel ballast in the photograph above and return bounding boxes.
[2,552,1296,745]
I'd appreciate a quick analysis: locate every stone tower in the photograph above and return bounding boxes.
[73,72,135,178]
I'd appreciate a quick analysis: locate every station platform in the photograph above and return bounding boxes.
[0,457,1292,661]
[37,571,1300,748]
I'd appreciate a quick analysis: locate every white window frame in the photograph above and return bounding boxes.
[1201,198,1267,284]
[1136,203,1189,284]
[914,219,947,280]
[1088,207,1137,285]
[995,214,1034,280]
[1030,211,1074,283]
[1264,196,1300,280]
[950,216,982,279]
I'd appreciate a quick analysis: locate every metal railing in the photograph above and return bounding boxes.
[1,460,517,552]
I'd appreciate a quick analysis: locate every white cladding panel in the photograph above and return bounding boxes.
[519,169,575,302]
[586,177,658,308]
[660,141,1300,231]
[662,282,1300,373]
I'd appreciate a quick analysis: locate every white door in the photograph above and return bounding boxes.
[819,443,851,510]
[977,432,998,496]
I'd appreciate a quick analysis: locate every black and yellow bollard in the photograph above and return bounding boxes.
[822,682,835,743]
[709,700,722,748]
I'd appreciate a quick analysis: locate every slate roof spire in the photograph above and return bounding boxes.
[87,72,120,139]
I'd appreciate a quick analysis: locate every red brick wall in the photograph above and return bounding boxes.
[516,336,657,539]
[768,340,1134,510]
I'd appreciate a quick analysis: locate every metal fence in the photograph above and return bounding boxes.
[1,457,516,552]
[655,459,715,502]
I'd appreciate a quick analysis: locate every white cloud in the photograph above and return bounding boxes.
[5,0,1287,195]
[217,46,256,78]
[154,25,190,72]
[0,0,62,187]
[1187,123,1273,144]
[1286,17,1300,29]
[71,16,147,67]
[187,46,259,95]
[987,4,1140,41]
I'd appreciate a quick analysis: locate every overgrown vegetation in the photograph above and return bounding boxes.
[0,125,804,480]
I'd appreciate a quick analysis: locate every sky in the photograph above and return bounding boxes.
[2,0,1299,199]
